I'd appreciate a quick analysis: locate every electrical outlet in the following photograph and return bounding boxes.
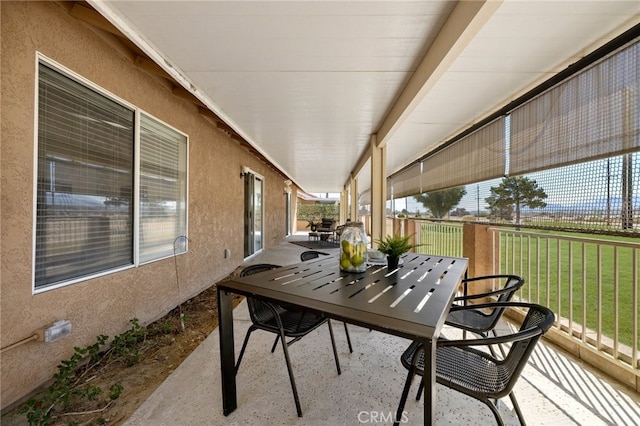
[224,248,231,258]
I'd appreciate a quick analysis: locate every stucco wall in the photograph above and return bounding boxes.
[1,1,289,409]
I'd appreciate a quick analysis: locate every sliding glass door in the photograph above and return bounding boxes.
[244,171,263,257]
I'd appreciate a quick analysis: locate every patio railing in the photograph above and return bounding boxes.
[489,227,639,378]
[414,220,463,258]
[382,217,639,386]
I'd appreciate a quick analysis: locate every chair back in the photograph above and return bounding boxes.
[240,263,281,277]
[486,302,555,397]
[452,275,525,333]
[317,218,337,231]
[240,264,281,323]
[300,250,328,261]
[497,275,524,302]
[486,275,525,329]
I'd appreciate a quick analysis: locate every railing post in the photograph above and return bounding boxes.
[406,219,417,252]
[462,223,493,279]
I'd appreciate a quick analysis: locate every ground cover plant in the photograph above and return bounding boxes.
[2,274,243,426]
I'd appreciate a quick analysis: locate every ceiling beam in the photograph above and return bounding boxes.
[347,138,373,188]
[376,0,502,148]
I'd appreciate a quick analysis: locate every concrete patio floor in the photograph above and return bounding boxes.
[124,234,640,425]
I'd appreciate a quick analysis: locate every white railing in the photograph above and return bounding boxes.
[414,220,463,257]
[373,218,638,383]
[489,227,639,377]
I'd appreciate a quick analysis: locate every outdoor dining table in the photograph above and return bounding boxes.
[216,252,468,425]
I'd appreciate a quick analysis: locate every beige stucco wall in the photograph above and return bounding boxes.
[1,1,291,409]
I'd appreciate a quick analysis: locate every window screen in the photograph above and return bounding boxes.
[36,63,134,288]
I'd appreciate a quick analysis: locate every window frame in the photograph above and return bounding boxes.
[32,54,189,294]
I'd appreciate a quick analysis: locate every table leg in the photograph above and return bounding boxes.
[217,287,237,415]
[422,338,436,426]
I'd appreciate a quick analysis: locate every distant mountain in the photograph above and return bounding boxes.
[521,195,639,214]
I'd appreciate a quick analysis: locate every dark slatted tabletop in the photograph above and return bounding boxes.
[219,253,468,341]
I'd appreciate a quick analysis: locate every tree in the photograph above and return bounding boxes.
[485,177,547,228]
[450,207,470,217]
[485,195,514,221]
[413,186,467,219]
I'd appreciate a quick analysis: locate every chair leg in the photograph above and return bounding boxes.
[415,377,424,401]
[508,391,526,425]
[278,326,303,417]
[235,327,255,373]
[486,400,506,426]
[271,335,280,353]
[343,322,353,353]
[394,367,416,426]
[327,320,342,375]
[412,371,513,426]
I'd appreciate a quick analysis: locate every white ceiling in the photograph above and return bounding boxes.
[91,0,640,194]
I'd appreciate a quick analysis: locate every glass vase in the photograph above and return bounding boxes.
[339,222,368,272]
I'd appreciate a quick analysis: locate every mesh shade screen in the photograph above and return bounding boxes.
[510,40,639,175]
[359,189,371,206]
[390,162,422,199]
[421,117,505,193]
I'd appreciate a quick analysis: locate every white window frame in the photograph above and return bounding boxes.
[33,54,189,293]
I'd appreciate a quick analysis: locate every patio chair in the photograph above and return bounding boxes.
[299,251,354,353]
[235,263,342,417]
[393,302,555,426]
[316,218,337,244]
[300,250,330,261]
[413,275,525,404]
[446,274,526,337]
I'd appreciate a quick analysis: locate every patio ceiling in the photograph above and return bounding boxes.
[89,0,640,194]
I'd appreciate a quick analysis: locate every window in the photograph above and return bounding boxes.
[34,59,188,291]
[139,115,188,263]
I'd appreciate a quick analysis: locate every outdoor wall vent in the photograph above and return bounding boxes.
[44,320,72,343]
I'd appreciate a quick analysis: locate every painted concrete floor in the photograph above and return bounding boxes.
[124,235,640,426]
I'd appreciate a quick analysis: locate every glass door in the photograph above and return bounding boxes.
[284,190,291,237]
[244,171,263,257]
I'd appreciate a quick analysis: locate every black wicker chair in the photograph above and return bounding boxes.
[235,263,342,417]
[447,274,526,336]
[393,302,555,426]
[413,275,526,403]
[300,250,330,261]
[299,250,353,352]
